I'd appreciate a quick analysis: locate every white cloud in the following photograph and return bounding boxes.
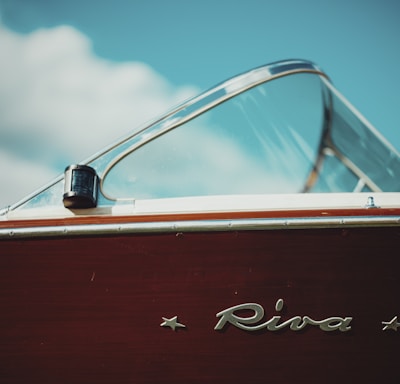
[0,25,198,208]
[0,149,57,207]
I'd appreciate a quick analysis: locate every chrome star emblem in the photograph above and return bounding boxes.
[160,316,186,331]
[382,316,400,331]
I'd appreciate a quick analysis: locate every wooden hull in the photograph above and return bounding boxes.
[1,224,399,383]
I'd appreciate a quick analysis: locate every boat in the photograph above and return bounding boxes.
[1,59,399,383]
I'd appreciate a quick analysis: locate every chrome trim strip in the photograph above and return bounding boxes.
[1,216,399,240]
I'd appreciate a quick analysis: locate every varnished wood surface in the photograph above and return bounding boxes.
[1,226,399,383]
[1,207,400,229]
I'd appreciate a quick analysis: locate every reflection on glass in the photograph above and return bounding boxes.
[14,65,400,212]
[103,70,400,200]
[326,80,400,192]
[103,74,325,199]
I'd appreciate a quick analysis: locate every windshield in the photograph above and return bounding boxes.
[102,72,399,200]
[103,73,325,199]
[8,60,400,212]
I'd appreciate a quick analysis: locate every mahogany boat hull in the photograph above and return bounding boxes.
[1,225,399,383]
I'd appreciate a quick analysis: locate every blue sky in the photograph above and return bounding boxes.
[0,0,399,207]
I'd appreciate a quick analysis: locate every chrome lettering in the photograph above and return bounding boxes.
[214,299,352,333]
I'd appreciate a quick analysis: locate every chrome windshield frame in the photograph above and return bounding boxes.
[6,57,400,212]
[99,60,328,201]
[5,59,328,211]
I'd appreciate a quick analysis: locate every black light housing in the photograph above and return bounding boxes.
[63,164,98,209]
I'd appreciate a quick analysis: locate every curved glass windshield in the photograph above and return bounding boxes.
[9,60,400,212]
[102,73,325,199]
[102,71,400,200]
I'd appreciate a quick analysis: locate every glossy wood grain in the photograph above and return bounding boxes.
[1,226,399,383]
[2,206,400,229]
